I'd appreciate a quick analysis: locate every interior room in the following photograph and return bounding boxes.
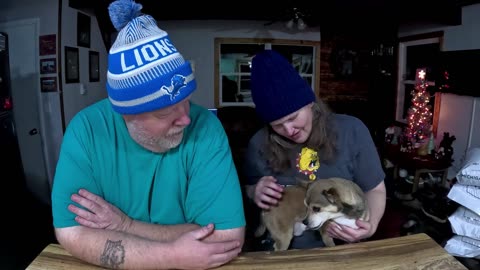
[1,0,480,269]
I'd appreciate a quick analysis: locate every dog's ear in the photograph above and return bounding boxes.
[322,188,340,204]
[341,203,366,218]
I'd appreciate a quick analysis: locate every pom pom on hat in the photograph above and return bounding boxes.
[108,0,143,31]
[106,0,196,115]
[251,50,315,123]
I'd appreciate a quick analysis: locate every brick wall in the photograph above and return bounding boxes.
[318,33,398,144]
[320,35,368,103]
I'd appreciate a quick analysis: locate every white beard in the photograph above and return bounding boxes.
[126,120,184,153]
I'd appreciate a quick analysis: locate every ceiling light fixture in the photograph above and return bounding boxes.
[285,7,307,30]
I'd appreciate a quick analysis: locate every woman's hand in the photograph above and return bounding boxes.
[253,176,284,210]
[328,181,385,243]
[68,189,132,232]
[326,219,375,243]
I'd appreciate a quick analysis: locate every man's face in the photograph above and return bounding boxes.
[123,96,191,153]
[270,103,314,144]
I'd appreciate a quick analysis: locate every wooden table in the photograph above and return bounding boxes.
[27,233,467,270]
[384,144,451,193]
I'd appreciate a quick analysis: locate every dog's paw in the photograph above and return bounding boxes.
[293,222,307,236]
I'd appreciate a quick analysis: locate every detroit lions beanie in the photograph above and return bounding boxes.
[251,50,315,123]
[106,0,196,114]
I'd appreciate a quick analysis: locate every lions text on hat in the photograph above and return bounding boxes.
[115,36,178,73]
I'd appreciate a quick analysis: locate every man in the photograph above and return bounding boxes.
[51,0,245,269]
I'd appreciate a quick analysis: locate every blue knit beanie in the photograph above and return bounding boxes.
[106,0,196,114]
[251,50,315,123]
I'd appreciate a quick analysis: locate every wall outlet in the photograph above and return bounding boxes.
[80,84,87,95]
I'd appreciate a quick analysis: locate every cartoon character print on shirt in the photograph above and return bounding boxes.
[296,147,320,180]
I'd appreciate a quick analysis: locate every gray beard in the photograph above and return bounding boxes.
[126,121,184,153]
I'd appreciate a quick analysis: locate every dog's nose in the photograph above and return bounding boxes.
[302,219,309,226]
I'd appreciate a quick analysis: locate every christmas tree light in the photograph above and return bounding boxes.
[404,69,433,146]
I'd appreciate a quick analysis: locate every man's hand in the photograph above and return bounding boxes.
[172,223,242,269]
[68,189,132,232]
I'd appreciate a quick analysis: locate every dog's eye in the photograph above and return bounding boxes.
[312,206,321,212]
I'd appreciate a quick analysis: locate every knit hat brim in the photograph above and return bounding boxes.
[108,62,195,114]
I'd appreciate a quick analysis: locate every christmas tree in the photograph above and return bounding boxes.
[404,69,433,145]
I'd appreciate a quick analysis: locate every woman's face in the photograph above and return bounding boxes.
[270,103,314,144]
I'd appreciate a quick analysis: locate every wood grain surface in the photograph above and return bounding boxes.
[27,233,467,270]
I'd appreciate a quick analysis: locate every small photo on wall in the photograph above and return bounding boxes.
[39,34,56,56]
[40,76,57,92]
[40,58,57,74]
[65,46,80,83]
[77,12,91,48]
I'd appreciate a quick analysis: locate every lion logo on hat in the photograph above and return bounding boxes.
[159,74,187,100]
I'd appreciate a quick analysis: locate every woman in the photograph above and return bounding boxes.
[244,49,386,250]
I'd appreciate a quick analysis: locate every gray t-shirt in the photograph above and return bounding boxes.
[244,114,385,249]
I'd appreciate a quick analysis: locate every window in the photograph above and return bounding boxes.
[214,38,320,107]
[396,32,443,126]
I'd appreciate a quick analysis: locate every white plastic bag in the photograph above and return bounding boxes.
[444,235,480,258]
[448,183,480,215]
[449,206,480,240]
[456,147,480,187]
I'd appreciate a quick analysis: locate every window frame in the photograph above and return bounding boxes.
[214,38,320,107]
[395,32,444,136]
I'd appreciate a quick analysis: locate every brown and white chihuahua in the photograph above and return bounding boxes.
[255,177,369,251]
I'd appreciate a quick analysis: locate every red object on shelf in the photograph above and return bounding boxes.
[2,96,12,110]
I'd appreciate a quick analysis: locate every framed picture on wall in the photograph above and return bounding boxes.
[40,76,57,92]
[39,34,56,56]
[77,12,91,48]
[89,51,100,82]
[40,58,57,74]
[65,46,79,83]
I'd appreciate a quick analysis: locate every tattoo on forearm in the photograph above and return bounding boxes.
[100,239,125,269]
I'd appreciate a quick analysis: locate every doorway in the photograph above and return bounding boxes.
[0,18,50,206]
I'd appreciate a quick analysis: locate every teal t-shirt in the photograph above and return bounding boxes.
[52,99,245,230]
